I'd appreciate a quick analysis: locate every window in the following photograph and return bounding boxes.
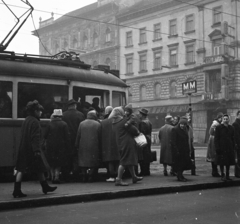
[186,44,195,63]
[169,19,177,36]
[93,32,98,47]
[126,56,133,74]
[186,14,194,32]
[208,70,221,96]
[140,85,147,100]
[139,28,146,44]
[154,83,161,98]
[169,81,177,98]
[213,6,222,24]
[0,81,12,118]
[169,48,178,66]
[93,60,98,68]
[126,31,133,46]
[73,37,78,49]
[83,35,88,49]
[139,54,147,71]
[63,39,68,49]
[18,83,68,118]
[153,51,161,69]
[153,23,161,40]
[105,58,111,66]
[54,42,59,54]
[106,28,111,42]
[213,39,222,55]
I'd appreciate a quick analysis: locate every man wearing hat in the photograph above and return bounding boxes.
[138,108,152,176]
[62,99,85,181]
[158,114,174,176]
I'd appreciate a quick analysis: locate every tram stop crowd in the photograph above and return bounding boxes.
[12,99,240,198]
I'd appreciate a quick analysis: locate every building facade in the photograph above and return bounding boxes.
[117,0,240,143]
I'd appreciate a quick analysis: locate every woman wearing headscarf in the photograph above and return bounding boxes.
[171,116,192,182]
[75,110,101,182]
[101,106,120,182]
[44,109,71,183]
[13,100,57,198]
[110,107,143,186]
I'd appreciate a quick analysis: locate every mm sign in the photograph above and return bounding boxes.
[182,80,197,95]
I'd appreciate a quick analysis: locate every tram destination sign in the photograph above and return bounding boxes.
[182,80,197,95]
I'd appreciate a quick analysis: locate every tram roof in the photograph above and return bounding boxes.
[0,54,127,88]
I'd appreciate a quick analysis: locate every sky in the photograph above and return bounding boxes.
[0,0,97,54]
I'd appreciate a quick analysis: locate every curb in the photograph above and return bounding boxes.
[1,180,240,211]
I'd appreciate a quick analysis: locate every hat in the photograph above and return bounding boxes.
[105,106,113,115]
[124,104,133,113]
[139,108,148,115]
[26,100,44,112]
[52,109,63,117]
[165,114,172,119]
[216,112,223,120]
[67,99,77,106]
[179,116,188,125]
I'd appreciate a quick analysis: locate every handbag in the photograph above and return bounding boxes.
[134,133,147,148]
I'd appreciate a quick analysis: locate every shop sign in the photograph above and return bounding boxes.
[182,80,197,95]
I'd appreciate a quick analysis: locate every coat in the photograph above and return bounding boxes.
[158,123,174,165]
[44,117,71,168]
[62,108,85,153]
[15,115,46,173]
[214,123,235,166]
[171,124,192,171]
[113,116,139,166]
[101,117,120,162]
[206,120,220,163]
[139,118,152,163]
[75,113,101,168]
[232,119,240,166]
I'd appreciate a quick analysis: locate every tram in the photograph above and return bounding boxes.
[0,51,128,171]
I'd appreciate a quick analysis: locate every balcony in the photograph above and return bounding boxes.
[204,55,225,64]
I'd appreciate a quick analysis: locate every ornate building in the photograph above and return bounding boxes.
[117,0,240,143]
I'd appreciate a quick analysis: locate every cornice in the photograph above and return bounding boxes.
[81,45,119,56]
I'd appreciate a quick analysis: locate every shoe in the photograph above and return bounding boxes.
[163,170,168,176]
[12,182,27,198]
[115,179,129,186]
[226,177,233,181]
[170,171,176,176]
[212,173,221,177]
[132,176,143,184]
[221,176,227,182]
[177,177,187,182]
[40,181,57,194]
[106,178,115,182]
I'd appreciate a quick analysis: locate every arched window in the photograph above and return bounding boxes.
[93,32,98,47]
[92,60,98,68]
[105,58,111,66]
[169,80,177,98]
[154,83,161,98]
[83,35,88,49]
[73,37,78,49]
[140,85,147,101]
[105,27,111,42]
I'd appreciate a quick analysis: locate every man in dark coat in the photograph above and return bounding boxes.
[75,110,101,182]
[159,115,174,176]
[171,116,192,182]
[232,110,240,178]
[44,109,71,183]
[101,106,120,182]
[215,114,236,181]
[13,100,57,198]
[62,99,85,181]
[138,108,152,176]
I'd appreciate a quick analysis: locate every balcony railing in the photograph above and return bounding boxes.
[204,55,225,64]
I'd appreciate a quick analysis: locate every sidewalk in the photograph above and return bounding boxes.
[1,152,240,211]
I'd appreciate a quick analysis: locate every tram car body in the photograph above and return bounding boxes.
[0,52,128,171]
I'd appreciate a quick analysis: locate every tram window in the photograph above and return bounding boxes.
[18,83,68,118]
[0,81,12,118]
[112,91,126,108]
[73,86,108,117]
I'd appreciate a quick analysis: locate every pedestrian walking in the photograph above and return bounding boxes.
[158,115,174,176]
[232,110,240,178]
[171,116,192,182]
[62,99,85,181]
[138,108,152,176]
[44,109,71,183]
[215,114,236,181]
[206,113,223,177]
[13,100,57,198]
[101,106,120,182]
[75,110,101,182]
[109,107,143,186]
